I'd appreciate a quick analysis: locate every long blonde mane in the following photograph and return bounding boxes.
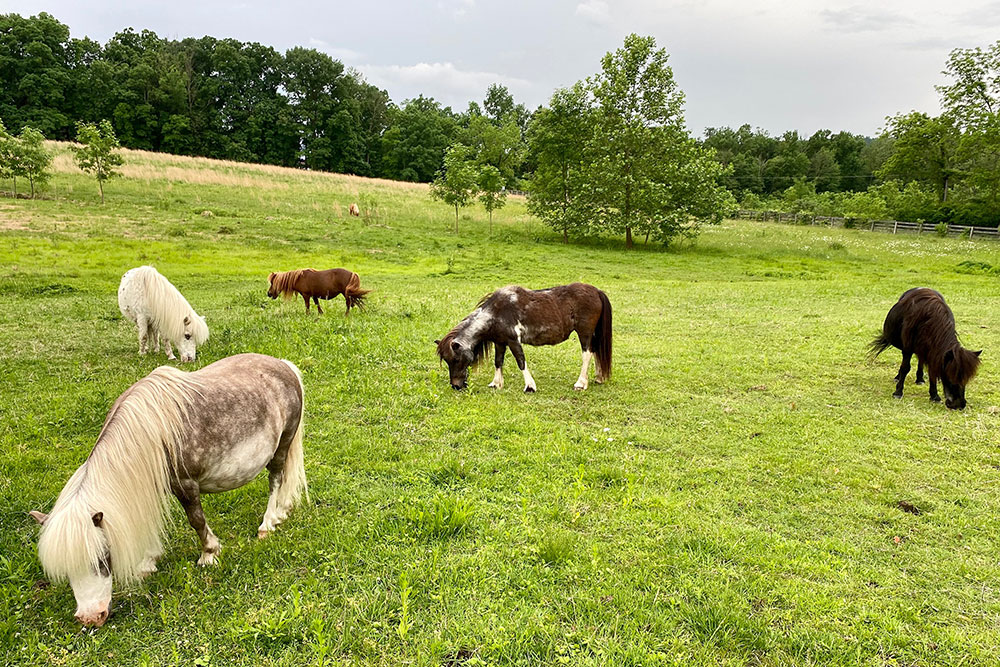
[268,269,312,299]
[133,266,209,344]
[37,367,200,586]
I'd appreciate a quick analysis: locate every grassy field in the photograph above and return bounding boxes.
[3,145,1000,666]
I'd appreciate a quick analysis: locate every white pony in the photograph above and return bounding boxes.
[31,354,308,627]
[118,266,208,362]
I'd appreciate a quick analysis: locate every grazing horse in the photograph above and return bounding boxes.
[268,268,370,315]
[348,203,360,216]
[869,287,981,409]
[118,266,208,362]
[30,354,308,627]
[436,283,612,392]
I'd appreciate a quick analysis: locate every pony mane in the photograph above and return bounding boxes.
[133,266,208,345]
[37,366,200,586]
[947,345,982,385]
[436,298,495,367]
[269,269,313,300]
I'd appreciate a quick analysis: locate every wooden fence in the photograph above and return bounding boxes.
[735,210,1000,240]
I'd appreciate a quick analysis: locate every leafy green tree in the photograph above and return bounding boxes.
[462,114,524,187]
[582,34,730,248]
[430,143,478,232]
[0,119,16,193]
[72,119,124,203]
[879,112,962,203]
[17,126,51,197]
[381,96,458,182]
[526,83,591,242]
[477,164,506,233]
[809,147,840,192]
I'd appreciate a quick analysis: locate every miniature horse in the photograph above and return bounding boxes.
[869,287,981,410]
[436,283,612,392]
[30,354,307,627]
[268,268,370,315]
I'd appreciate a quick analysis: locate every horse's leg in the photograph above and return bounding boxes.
[164,337,176,361]
[344,293,351,316]
[929,374,942,403]
[314,296,324,315]
[258,458,290,539]
[138,543,164,578]
[303,293,310,313]
[510,342,536,393]
[489,344,506,389]
[574,334,593,391]
[915,359,925,385]
[174,482,221,566]
[136,315,149,355]
[893,351,911,398]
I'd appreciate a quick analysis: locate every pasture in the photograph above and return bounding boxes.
[2,146,1000,665]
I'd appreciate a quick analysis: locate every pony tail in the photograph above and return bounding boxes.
[593,290,613,380]
[344,272,371,310]
[277,360,309,507]
[867,333,893,362]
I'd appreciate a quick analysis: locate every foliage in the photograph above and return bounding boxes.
[429,143,478,232]
[381,96,458,182]
[17,126,51,197]
[476,164,506,232]
[71,119,123,203]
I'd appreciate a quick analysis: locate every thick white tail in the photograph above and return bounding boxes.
[277,360,309,507]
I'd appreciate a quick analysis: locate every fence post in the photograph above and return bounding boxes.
[970,227,975,240]
[893,221,898,234]
[870,220,875,231]
[917,222,922,234]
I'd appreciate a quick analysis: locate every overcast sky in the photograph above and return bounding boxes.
[4,0,999,137]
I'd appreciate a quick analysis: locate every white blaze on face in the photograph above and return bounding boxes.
[70,570,112,627]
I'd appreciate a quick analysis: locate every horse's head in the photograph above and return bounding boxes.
[267,272,279,299]
[31,509,113,628]
[178,314,208,363]
[942,347,982,410]
[436,337,474,390]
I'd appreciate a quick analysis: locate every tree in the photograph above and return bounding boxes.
[582,34,730,248]
[462,114,525,187]
[880,112,962,203]
[17,126,51,197]
[381,96,458,182]
[430,143,478,232]
[526,83,591,241]
[808,147,840,192]
[477,164,506,233]
[72,119,123,203]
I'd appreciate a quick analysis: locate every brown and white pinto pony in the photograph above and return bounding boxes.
[348,203,360,216]
[436,283,612,392]
[869,287,981,409]
[268,268,370,315]
[30,354,307,627]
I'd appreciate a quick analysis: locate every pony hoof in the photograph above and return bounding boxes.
[573,383,587,391]
[488,382,503,390]
[892,393,903,399]
[930,396,942,403]
[524,386,536,393]
[197,552,218,566]
[915,379,925,385]
[257,529,271,539]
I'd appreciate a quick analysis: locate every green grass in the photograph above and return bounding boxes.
[3,145,1000,665]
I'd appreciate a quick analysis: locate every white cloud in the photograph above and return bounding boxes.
[308,37,362,62]
[575,0,610,25]
[361,61,530,108]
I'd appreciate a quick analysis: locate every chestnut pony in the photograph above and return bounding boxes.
[268,268,370,314]
[436,283,612,392]
[869,287,981,409]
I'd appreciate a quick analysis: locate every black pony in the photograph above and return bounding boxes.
[869,287,981,410]
[436,283,612,392]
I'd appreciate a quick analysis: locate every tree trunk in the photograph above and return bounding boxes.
[12,176,16,197]
[625,226,633,249]
[489,209,493,235]
[29,175,34,199]
[644,232,649,244]
[99,179,105,205]
[454,204,459,233]
[563,228,568,243]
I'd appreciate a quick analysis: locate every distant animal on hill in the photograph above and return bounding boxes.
[349,203,360,216]
[267,268,370,314]
[118,266,208,363]
[29,353,308,627]
[436,283,612,392]
[869,287,981,409]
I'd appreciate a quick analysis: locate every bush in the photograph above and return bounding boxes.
[935,222,949,237]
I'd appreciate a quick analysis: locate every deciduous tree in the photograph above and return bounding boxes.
[72,119,123,203]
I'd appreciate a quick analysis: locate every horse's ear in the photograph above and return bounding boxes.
[29,510,48,525]
[976,350,983,357]
[944,349,955,364]
[268,272,276,281]
[451,340,462,351]
[434,339,440,345]
[183,315,190,326]
[92,512,104,528]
